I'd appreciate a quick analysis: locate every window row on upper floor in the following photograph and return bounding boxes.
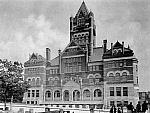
[47,73,102,82]
[25,67,45,74]
[26,77,41,86]
[88,65,103,71]
[46,69,59,75]
[62,57,82,63]
[104,59,133,68]
[73,32,89,38]
[107,70,129,77]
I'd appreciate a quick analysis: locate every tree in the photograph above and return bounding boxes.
[0,59,30,110]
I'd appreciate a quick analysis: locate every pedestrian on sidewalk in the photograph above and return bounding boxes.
[142,101,148,113]
[136,101,141,113]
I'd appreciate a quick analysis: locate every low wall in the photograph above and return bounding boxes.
[0,103,125,113]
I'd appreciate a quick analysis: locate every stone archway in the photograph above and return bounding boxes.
[73,90,80,101]
[63,90,69,101]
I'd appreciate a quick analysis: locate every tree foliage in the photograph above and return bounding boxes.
[0,59,30,104]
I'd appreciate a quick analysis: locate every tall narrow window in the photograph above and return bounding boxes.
[32,90,35,97]
[36,90,39,97]
[116,87,121,96]
[27,90,30,97]
[123,87,128,96]
[46,91,51,98]
[110,87,114,96]
[83,89,90,97]
[94,89,102,97]
[36,78,40,86]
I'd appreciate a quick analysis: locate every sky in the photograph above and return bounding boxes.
[0,0,149,91]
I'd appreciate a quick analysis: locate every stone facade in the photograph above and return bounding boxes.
[23,1,139,109]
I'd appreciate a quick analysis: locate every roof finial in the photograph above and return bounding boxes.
[128,44,130,49]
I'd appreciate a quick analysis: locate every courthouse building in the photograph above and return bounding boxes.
[23,2,139,108]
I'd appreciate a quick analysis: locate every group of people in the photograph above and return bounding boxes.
[127,101,148,113]
[110,101,148,113]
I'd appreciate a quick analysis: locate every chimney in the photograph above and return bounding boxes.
[111,43,113,55]
[122,41,124,54]
[58,49,61,73]
[103,40,107,53]
[46,48,51,61]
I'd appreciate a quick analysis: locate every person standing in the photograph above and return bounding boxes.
[117,107,122,113]
[110,105,116,113]
[127,102,134,113]
[142,101,148,113]
[136,101,141,113]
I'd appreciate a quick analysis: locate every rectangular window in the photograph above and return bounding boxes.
[69,105,72,108]
[93,66,96,71]
[32,90,35,97]
[123,87,128,96]
[89,66,93,71]
[116,87,121,96]
[56,105,59,107]
[75,105,79,108]
[31,101,34,104]
[82,105,86,108]
[27,90,30,97]
[117,101,121,107]
[36,90,39,97]
[27,101,30,104]
[95,66,99,71]
[110,101,115,107]
[79,65,82,72]
[110,87,114,96]
[35,101,38,104]
[95,78,100,84]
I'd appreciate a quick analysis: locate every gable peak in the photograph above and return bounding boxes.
[76,1,89,17]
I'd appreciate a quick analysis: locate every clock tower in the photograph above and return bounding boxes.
[70,1,96,58]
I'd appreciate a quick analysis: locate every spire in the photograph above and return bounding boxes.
[76,1,89,17]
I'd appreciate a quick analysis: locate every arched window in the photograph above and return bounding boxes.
[54,77,59,85]
[27,78,31,85]
[94,89,102,97]
[109,73,114,77]
[54,90,60,98]
[73,90,80,101]
[45,91,51,98]
[36,78,40,86]
[95,73,101,78]
[83,89,90,97]
[87,74,94,78]
[116,72,120,76]
[122,72,127,76]
[32,78,35,86]
[64,90,69,101]
[48,77,53,85]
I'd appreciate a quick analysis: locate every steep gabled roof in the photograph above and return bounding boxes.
[103,41,134,59]
[76,1,89,17]
[30,53,37,59]
[50,56,59,66]
[113,41,122,48]
[24,53,46,67]
[61,40,85,56]
[90,47,103,62]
